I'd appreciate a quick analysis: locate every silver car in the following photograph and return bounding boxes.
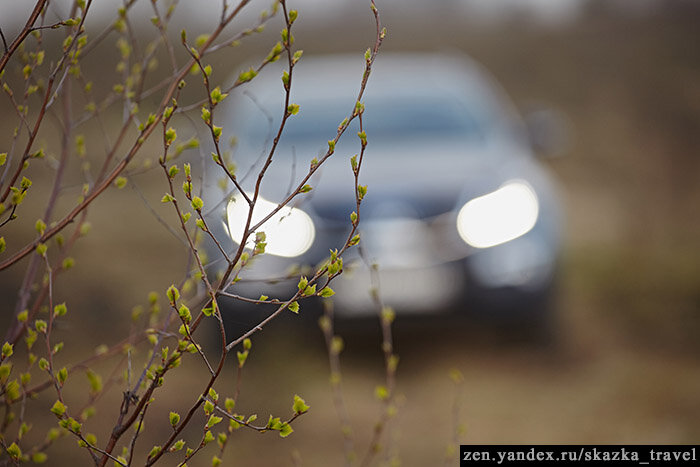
[203,53,564,326]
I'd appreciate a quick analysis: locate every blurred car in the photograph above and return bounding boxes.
[203,53,564,325]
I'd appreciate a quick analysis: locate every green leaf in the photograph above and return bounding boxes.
[168,164,179,178]
[171,439,185,452]
[328,258,343,277]
[279,422,293,438]
[2,342,13,359]
[35,219,47,234]
[163,106,174,122]
[0,363,11,381]
[36,243,48,257]
[358,185,368,200]
[69,417,82,433]
[299,184,312,193]
[195,34,210,48]
[62,257,75,270]
[161,193,175,203]
[169,411,180,426]
[243,338,252,350]
[53,303,67,318]
[331,336,344,355]
[224,398,235,412]
[203,430,215,444]
[50,400,66,417]
[206,415,222,428]
[381,306,395,324]
[203,400,215,415]
[358,130,367,145]
[190,196,203,211]
[287,103,300,115]
[237,350,248,368]
[115,176,127,189]
[212,126,222,141]
[7,442,21,459]
[292,394,310,414]
[57,367,68,386]
[86,370,102,394]
[165,127,177,146]
[266,415,282,430]
[178,304,191,324]
[375,385,389,401]
[166,285,180,304]
[201,107,211,124]
[147,445,161,459]
[288,301,299,314]
[266,42,283,62]
[297,276,308,291]
[210,86,228,104]
[319,287,335,298]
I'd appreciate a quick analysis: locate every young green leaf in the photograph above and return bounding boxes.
[57,367,68,386]
[279,422,293,438]
[54,303,67,318]
[50,400,66,417]
[166,285,180,304]
[237,350,248,367]
[225,397,235,412]
[292,394,310,414]
[2,342,13,359]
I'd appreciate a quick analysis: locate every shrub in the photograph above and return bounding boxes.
[0,0,396,464]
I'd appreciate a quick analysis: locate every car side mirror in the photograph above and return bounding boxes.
[523,107,571,159]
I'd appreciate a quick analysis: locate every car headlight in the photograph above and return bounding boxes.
[456,180,539,249]
[225,194,315,258]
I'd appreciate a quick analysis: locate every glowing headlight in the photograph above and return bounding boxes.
[225,195,315,258]
[456,180,539,249]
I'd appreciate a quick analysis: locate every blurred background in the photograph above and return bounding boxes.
[1,0,700,464]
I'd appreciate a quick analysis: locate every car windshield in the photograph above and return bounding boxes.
[238,92,487,148]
